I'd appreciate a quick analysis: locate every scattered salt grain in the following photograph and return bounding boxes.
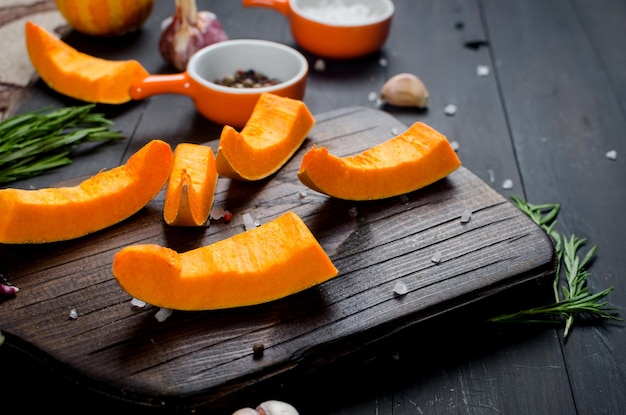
[69,308,78,319]
[460,209,472,223]
[348,207,358,218]
[314,58,326,71]
[243,213,257,231]
[131,298,147,308]
[502,179,514,189]
[606,150,617,160]
[299,189,308,198]
[368,91,378,101]
[450,140,460,151]
[431,251,443,264]
[210,206,225,220]
[379,57,388,67]
[477,65,490,76]
[155,308,173,322]
[391,127,400,135]
[487,169,495,183]
[393,280,408,296]
[444,104,457,116]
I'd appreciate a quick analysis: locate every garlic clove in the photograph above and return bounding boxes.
[257,400,299,415]
[380,73,429,108]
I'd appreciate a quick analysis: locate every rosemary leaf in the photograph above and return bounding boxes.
[0,105,124,184]
[489,196,621,342]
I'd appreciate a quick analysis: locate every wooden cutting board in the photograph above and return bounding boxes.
[0,107,555,411]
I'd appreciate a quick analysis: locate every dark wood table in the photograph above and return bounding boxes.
[2,1,625,414]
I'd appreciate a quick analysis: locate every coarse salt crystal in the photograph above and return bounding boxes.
[69,308,78,319]
[300,1,377,24]
[502,179,514,189]
[210,206,225,220]
[431,251,443,264]
[460,209,472,223]
[444,104,457,116]
[393,280,408,296]
[368,91,378,101]
[299,189,308,197]
[131,298,147,308]
[379,57,388,67]
[606,150,617,160]
[450,140,460,151]
[243,213,257,231]
[477,65,490,76]
[155,308,173,322]
[314,58,326,71]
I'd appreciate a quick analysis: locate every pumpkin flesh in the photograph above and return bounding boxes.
[298,122,461,200]
[112,212,339,310]
[164,143,218,226]
[215,93,315,181]
[0,140,173,244]
[25,21,149,104]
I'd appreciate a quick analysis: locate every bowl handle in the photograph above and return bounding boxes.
[242,0,291,17]
[129,72,196,100]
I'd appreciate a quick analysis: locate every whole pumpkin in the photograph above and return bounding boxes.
[55,0,155,36]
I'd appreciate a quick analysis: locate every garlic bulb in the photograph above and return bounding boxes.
[159,0,228,71]
[380,73,429,108]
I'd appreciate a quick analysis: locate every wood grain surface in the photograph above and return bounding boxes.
[0,106,555,411]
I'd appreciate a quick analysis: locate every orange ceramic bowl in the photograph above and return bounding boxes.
[243,0,394,59]
[130,39,308,127]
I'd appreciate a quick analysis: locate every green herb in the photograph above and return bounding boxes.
[0,104,124,184]
[489,196,621,341]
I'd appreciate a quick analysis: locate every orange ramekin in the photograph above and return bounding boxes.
[243,0,394,59]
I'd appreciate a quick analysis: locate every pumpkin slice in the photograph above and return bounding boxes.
[0,140,173,244]
[25,21,149,104]
[112,211,339,310]
[164,143,218,227]
[298,122,461,200]
[215,92,315,181]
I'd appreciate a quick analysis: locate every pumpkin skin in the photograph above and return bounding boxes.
[112,212,339,310]
[25,21,149,104]
[0,140,173,244]
[215,93,315,181]
[163,143,218,227]
[55,0,155,37]
[298,122,461,200]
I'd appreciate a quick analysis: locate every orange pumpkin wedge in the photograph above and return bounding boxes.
[25,21,149,104]
[112,211,339,310]
[215,92,315,181]
[298,122,461,201]
[163,143,218,227]
[0,140,173,244]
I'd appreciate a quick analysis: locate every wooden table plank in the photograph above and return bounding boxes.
[483,1,626,414]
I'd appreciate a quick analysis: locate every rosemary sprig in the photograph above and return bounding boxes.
[489,196,621,341]
[0,105,124,184]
